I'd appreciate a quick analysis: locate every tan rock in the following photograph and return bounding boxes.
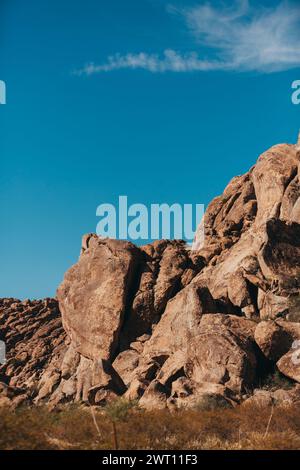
[170,377,193,399]
[243,390,273,407]
[139,380,169,410]
[57,237,142,361]
[277,346,300,383]
[36,370,61,401]
[184,314,257,393]
[60,343,80,379]
[169,381,234,409]
[258,290,290,320]
[87,359,127,405]
[153,242,190,314]
[252,144,298,227]
[258,219,300,294]
[113,349,139,387]
[254,321,293,361]
[0,298,66,403]
[124,378,149,401]
[142,283,216,357]
[156,350,186,387]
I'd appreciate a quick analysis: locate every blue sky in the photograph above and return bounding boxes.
[0,0,299,299]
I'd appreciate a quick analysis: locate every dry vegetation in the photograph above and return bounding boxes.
[1,400,300,450]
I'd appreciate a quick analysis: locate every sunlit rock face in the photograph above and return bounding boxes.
[2,136,300,409]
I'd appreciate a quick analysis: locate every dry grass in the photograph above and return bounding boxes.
[1,401,300,450]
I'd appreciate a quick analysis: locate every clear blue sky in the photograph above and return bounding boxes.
[0,0,299,299]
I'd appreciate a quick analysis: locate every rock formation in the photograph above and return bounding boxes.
[1,137,300,409]
[0,298,66,407]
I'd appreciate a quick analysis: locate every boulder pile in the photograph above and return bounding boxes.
[1,137,300,409]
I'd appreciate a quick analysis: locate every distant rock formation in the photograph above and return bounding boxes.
[2,136,300,409]
[0,298,66,407]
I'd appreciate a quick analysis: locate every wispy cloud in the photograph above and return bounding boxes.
[75,1,300,75]
[77,50,225,75]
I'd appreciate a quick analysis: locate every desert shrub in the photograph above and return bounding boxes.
[0,406,56,450]
[194,394,232,412]
[260,369,294,391]
[104,398,139,450]
[1,401,300,450]
[104,398,139,422]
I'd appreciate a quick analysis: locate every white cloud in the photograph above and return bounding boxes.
[76,1,300,75]
[76,50,225,75]
[183,0,300,72]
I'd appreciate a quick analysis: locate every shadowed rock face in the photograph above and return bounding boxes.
[2,137,300,409]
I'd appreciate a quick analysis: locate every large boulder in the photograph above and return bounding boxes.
[142,283,216,358]
[112,349,139,387]
[277,344,300,383]
[252,144,299,226]
[57,237,143,361]
[184,314,257,393]
[254,320,294,362]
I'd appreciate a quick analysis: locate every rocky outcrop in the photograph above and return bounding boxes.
[193,142,300,321]
[57,237,143,361]
[243,385,300,408]
[254,320,295,362]
[0,298,66,406]
[2,135,300,409]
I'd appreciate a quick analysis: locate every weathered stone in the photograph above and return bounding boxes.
[273,385,300,406]
[121,240,197,345]
[277,346,300,383]
[124,378,149,401]
[153,242,191,314]
[60,343,80,379]
[227,268,253,310]
[252,144,298,226]
[36,370,61,401]
[142,283,216,357]
[139,380,169,410]
[88,359,127,405]
[254,321,293,362]
[113,349,139,386]
[0,298,66,404]
[243,390,273,407]
[258,290,291,320]
[243,386,300,408]
[184,314,257,393]
[170,377,193,399]
[57,238,142,361]
[156,350,186,386]
[258,219,300,294]
[169,381,234,409]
